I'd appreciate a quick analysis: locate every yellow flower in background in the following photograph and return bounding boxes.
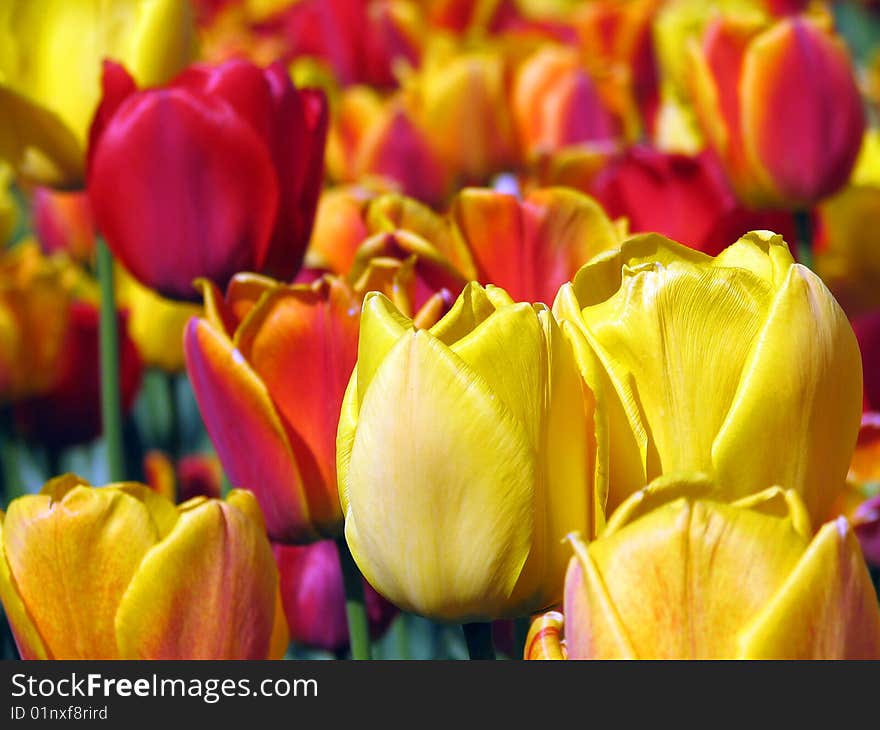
[553,231,862,525]
[404,40,518,184]
[0,241,73,402]
[116,266,201,373]
[0,0,195,187]
[0,476,287,660]
[526,476,880,659]
[338,283,599,621]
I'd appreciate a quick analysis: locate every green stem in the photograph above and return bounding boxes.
[794,209,814,271]
[462,622,495,660]
[97,240,125,482]
[165,372,181,459]
[391,614,410,660]
[335,536,372,660]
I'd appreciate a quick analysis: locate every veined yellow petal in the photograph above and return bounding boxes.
[428,281,498,345]
[355,292,412,404]
[712,264,862,523]
[588,499,807,658]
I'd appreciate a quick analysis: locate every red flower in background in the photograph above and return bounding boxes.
[274,540,397,654]
[88,59,327,301]
[591,147,797,255]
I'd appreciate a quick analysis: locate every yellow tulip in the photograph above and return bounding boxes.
[526,476,880,659]
[116,265,201,372]
[0,0,195,187]
[0,476,288,659]
[553,230,862,524]
[337,283,599,621]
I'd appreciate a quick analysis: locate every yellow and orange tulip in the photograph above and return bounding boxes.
[553,230,862,524]
[337,282,599,621]
[0,241,73,402]
[0,476,287,659]
[0,0,195,187]
[526,477,880,659]
[185,273,360,543]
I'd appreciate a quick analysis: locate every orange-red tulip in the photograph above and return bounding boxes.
[185,274,360,543]
[690,14,864,208]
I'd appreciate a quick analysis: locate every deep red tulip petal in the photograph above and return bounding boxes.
[87,61,138,175]
[853,312,880,412]
[89,88,279,300]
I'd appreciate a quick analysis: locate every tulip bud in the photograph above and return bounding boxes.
[89,59,328,301]
[526,477,880,659]
[338,283,599,621]
[274,540,397,654]
[185,274,360,543]
[690,15,864,208]
[0,478,287,659]
[0,0,195,188]
[554,230,862,524]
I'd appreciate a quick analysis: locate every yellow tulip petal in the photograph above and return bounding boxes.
[580,246,775,490]
[343,329,536,620]
[0,510,50,659]
[2,486,159,659]
[524,611,567,660]
[356,292,413,404]
[428,281,498,345]
[564,534,636,659]
[603,473,714,536]
[508,309,593,608]
[588,499,807,658]
[712,264,862,523]
[115,498,277,659]
[712,230,794,287]
[740,518,880,659]
[267,587,290,660]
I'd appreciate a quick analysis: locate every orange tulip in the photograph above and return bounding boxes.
[0,476,287,659]
[184,274,360,543]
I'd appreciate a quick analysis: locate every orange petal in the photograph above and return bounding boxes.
[184,317,315,543]
[234,277,358,536]
[115,496,279,659]
[1,485,160,659]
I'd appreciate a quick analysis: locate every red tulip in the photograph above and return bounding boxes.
[274,540,397,654]
[591,146,798,255]
[14,301,142,449]
[853,312,880,412]
[278,0,420,88]
[88,59,328,301]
